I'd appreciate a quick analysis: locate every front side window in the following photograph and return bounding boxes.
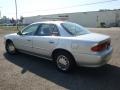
[61,22,90,36]
[36,24,59,36]
[22,24,39,35]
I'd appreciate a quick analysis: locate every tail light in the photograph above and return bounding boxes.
[91,40,110,52]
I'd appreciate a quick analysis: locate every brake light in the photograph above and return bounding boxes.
[91,41,110,52]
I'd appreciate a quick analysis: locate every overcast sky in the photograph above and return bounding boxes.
[0,0,120,18]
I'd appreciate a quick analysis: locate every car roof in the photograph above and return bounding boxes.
[31,21,68,25]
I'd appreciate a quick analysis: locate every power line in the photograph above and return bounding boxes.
[20,0,118,14]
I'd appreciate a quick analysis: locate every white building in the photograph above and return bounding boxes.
[23,9,120,27]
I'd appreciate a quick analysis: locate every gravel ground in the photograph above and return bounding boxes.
[0,28,120,90]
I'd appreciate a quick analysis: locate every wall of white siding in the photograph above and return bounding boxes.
[23,10,120,27]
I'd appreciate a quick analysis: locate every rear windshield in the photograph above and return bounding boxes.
[61,22,90,36]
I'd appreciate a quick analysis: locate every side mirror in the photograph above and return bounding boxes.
[17,31,22,35]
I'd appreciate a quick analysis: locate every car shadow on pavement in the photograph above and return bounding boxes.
[4,53,120,90]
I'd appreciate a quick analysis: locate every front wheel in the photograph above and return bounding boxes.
[55,51,76,72]
[6,41,17,54]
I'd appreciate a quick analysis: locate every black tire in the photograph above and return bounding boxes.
[5,41,17,55]
[55,51,76,72]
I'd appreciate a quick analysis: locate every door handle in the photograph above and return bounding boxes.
[49,41,54,44]
[27,39,31,41]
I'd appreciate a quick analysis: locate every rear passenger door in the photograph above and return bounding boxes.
[33,23,60,57]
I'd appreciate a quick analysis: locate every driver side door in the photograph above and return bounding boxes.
[14,24,40,52]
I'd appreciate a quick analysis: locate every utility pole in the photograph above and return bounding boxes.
[0,7,2,19]
[115,10,119,27]
[0,10,1,19]
[15,0,18,30]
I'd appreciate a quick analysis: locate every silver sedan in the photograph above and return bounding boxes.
[4,21,113,72]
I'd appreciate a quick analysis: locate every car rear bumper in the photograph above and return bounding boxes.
[74,47,113,67]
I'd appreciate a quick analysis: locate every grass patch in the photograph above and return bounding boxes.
[0,26,17,31]
[0,26,25,31]
[0,25,26,34]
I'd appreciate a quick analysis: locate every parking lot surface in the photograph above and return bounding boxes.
[0,28,120,90]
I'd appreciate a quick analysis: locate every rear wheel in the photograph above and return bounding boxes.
[6,41,17,54]
[55,51,76,72]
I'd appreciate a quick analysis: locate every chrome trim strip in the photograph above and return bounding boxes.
[18,49,53,61]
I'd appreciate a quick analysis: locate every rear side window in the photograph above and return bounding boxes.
[61,22,90,36]
[36,24,59,36]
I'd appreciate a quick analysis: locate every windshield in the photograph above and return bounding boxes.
[61,22,90,36]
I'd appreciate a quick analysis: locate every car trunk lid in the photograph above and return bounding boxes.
[76,33,110,43]
[75,33,111,53]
